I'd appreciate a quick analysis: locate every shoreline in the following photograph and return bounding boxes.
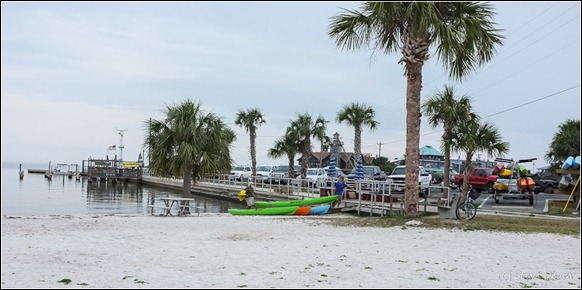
[2,214,580,288]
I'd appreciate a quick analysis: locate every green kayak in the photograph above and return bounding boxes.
[228,206,299,216]
[254,195,338,208]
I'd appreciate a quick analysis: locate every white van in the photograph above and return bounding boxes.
[229,165,252,181]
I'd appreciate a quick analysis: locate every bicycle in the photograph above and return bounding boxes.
[456,185,480,220]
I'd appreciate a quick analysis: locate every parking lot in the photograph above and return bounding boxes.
[466,191,572,213]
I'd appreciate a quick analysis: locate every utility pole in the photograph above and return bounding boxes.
[115,128,128,162]
[377,142,384,158]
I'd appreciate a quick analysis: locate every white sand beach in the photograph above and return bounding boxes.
[1,214,580,288]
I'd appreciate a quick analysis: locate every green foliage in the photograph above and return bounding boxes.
[544,200,580,217]
[373,156,397,174]
[326,214,580,236]
[235,108,266,177]
[145,99,235,186]
[422,85,476,188]
[328,2,504,81]
[328,1,504,217]
[450,119,509,194]
[337,102,379,159]
[545,119,580,166]
[268,132,302,178]
[287,113,327,178]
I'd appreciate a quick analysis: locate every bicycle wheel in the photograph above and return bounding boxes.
[456,202,476,220]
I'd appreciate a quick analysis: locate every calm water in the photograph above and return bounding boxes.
[1,162,240,216]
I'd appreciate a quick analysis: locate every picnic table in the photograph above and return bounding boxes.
[148,197,203,216]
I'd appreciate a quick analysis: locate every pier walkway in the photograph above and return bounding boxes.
[141,174,448,216]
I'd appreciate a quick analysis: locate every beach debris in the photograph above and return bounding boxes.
[405,220,423,226]
[57,278,72,285]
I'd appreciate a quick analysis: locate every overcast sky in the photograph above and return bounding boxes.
[2,1,580,171]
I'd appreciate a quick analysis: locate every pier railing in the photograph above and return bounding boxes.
[141,171,446,215]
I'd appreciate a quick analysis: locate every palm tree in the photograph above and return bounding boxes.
[328,2,504,217]
[545,119,580,169]
[145,99,236,197]
[421,85,475,197]
[337,102,379,167]
[267,132,302,179]
[288,113,327,179]
[235,108,266,180]
[450,119,509,198]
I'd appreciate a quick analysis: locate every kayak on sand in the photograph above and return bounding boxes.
[228,206,299,216]
[254,195,338,208]
[308,204,330,215]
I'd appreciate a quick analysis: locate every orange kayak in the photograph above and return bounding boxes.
[294,206,312,216]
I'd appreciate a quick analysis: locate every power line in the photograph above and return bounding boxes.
[475,15,580,78]
[483,84,580,118]
[364,84,581,147]
[470,38,580,96]
[499,3,576,53]
[424,5,578,87]
[505,2,559,37]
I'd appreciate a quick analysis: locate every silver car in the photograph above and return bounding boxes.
[268,165,299,185]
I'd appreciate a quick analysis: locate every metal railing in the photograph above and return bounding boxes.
[146,171,449,213]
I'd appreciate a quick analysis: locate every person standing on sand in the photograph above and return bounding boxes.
[243,182,256,209]
[331,176,352,209]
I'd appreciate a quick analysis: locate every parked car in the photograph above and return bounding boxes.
[454,167,498,193]
[294,167,326,187]
[346,165,387,180]
[320,166,345,179]
[255,165,277,183]
[387,165,432,194]
[268,165,300,185]
[229,165,252,181]
[534,179,559,194]
[318,169,348,187]
[425,168,458,188]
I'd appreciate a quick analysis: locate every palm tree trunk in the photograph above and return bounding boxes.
[354,126,362,160]
[443,144,451,199]
[182,169,192,214]
[250,129,257,180]
[301,137,311,179]
[183,170,192,197]
[462,153,474,199]
[288,156,295,178]
[443,126,452,199]
[404,62,423,218]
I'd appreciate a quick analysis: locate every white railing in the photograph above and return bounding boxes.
[197,174,327,199]
[148,172,449,213]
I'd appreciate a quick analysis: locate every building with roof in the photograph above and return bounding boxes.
[297,132,374,171]
[419,145,495,172]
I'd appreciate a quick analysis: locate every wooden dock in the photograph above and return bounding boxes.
[27,169,48,174]
[83,159,143,182]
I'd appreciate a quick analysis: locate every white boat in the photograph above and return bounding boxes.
[52,163,79,176]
